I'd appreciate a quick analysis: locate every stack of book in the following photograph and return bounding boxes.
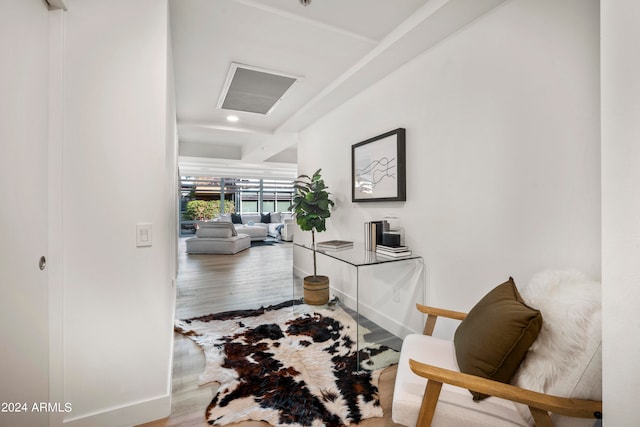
[375,244,412,258]
[364,220,388,251]
[316,240,354,251]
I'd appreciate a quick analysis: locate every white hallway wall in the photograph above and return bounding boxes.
[601,0,640,425]
[58,0,177,425]
[296,0,600,338]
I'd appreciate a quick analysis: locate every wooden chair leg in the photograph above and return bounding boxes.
[529,406,554,427]
[416,380,443,427]
[423,314,438,336]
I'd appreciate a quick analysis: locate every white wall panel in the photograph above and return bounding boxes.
[296,0,600,338]
[602,0,640,424]
[61,0,175,424]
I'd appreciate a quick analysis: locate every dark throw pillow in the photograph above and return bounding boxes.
[453,277,542,401]
[231,213,242,224]
[260,212,271,224]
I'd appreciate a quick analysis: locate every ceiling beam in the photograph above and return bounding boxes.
[179,156,297,180]
[231,0,378,45]
[241,132,298,163]
[277,0,508,133]
[45,0,67,11]
[177,123,298,163]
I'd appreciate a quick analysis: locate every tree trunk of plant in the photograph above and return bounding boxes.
[312,229,317,279]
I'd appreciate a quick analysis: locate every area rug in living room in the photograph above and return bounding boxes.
[174,300,399,427]
[250,237,282,247]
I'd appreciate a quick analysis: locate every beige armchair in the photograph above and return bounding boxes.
[392,271,602,427]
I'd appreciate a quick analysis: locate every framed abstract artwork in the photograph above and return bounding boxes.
[352,128,406,202]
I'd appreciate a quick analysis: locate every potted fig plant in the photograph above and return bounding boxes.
[289,169,335,305]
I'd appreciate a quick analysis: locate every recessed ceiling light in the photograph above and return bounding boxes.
[226,115,239,122]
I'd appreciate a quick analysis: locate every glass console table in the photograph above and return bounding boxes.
[293,243,426,370]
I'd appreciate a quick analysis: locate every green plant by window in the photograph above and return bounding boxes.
[183,200,235,221]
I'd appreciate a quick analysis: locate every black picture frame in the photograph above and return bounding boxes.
[352,128,406,202]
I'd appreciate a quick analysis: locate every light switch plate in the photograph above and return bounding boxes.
[136,223,152,247]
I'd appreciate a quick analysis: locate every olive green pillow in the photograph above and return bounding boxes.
[453,277,542,401]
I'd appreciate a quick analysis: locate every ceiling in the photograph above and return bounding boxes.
[170,0,507,178]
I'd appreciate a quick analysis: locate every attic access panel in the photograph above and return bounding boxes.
[218,63,300,115]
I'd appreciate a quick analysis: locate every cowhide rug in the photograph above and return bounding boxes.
[175,300,399,427]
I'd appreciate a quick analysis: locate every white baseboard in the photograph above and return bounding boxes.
[331,288,418,339]
[63,394,170,427]
[293,265,308,279]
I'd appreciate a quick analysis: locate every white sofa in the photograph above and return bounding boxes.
[185,222,251,254]
[218,212,294,241]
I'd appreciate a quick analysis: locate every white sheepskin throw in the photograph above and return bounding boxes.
[512,270,602,426]
[175,300,399,427]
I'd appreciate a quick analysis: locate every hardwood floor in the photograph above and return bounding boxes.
[139,238,403,427]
